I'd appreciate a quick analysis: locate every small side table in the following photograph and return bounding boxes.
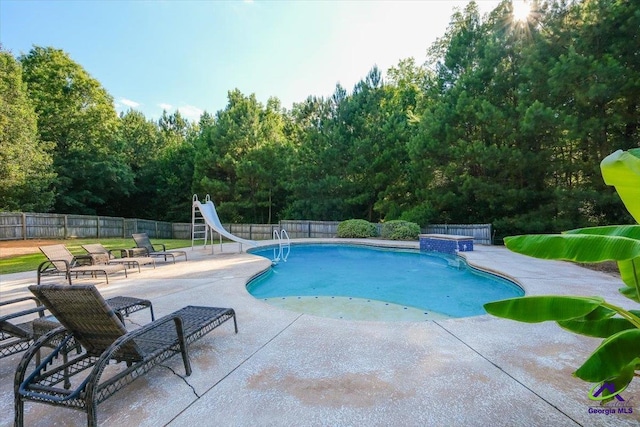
[120,248,148,258]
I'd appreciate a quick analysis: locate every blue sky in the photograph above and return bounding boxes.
[1,0,501,121]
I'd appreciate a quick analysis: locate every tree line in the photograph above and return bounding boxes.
[1,0,638,241]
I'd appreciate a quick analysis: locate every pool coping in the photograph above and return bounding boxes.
[1,238,638,426]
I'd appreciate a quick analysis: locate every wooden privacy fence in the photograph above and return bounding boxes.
[0,213,180,240]
[211,221,493,245]
[422,224,493,245]
[0,212,493,245]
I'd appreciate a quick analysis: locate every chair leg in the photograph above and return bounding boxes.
[87,401,98,427]
[14,395,24,427]
[63,351,71,389]
[174,317,191,376]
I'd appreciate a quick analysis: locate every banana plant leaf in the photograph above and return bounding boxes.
[564,224,640,239]
[563,226,640,300]
[504,234,640,262]
[574,329,640,382]
[600,149,640,223]
[581,305,616,320]
[588,363,637,403]
[484,296,603,322]
[558,317,636,338]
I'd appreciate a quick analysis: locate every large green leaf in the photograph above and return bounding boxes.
[562,227,640,300]
[564,225,640,240]
[617,258,640,302]
[582,305,617,320]
[558,317,636,338]
[601,149,640,223]
[588,363,637,404]
[619,286,640,303]
[504,234,640,262]
[484,296,603,323]
[575,329,640,382]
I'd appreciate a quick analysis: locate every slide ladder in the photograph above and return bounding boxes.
[272,228,290,263]
[192,195,210,249]
[192,194,258,253]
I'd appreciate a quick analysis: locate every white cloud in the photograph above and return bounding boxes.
[177,105,204,122]
[119,98,140,108]
[158,103,173,110]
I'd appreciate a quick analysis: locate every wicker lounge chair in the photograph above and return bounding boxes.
[2,294,153,363]
[0,296,46,359]
[82,243,156,273]
[15,284,237,427]
[132,233,188,263]
[38,244,127,285]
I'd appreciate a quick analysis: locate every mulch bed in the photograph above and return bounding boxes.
[0,240,62,258]
[577,261,620,277]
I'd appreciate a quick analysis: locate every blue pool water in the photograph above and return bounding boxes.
[247,244,523,320]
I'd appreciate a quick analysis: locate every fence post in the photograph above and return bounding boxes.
[96,216,100,238]
[21,213,26,240]
[64,215,68,239]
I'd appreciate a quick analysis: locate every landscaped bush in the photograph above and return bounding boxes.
[380,220,420,240]
[336,219,378,238]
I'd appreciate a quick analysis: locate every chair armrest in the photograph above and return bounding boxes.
[16,328,78,399]
[0,297,47,323]
[155,243,167,251]
[38,259,71,272]
[0,295,40,308]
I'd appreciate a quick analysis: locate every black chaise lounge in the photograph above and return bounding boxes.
[15,284,237,427]
[1,294,153,362]
[0,296,46,360]
[132,233,188,263]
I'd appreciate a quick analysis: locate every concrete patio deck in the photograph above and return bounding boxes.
[1,239,638,426]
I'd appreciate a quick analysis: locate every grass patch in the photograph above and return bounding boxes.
[0,238,193,274]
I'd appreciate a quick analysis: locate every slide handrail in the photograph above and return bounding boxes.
[192,194,257,252]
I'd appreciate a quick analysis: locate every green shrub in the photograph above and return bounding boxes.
[380,220,420,240]
[336,219,378,238]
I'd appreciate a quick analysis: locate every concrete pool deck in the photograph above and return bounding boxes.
[0,239,638,426]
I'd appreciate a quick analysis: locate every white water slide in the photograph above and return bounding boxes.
[192,194,257,252]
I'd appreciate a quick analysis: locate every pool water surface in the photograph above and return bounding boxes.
[247,244,523,321]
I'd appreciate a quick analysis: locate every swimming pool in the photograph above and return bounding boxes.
[247,244,523,321]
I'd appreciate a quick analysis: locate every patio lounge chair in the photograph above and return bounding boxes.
[82,243,156,273]
[2,294,153,362]
[15,284,237,427]
[132,233,188,263]
[38,244,127,285]
[0,296,46,359]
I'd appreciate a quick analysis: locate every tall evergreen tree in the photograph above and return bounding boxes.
[20,46,133,215]
[0,48,55,211]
